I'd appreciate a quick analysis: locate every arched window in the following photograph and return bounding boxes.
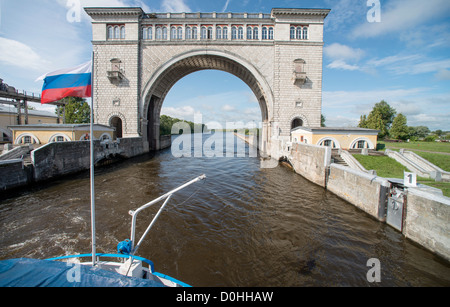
[156,27,162,39]
[290,26,295,39]
[186,26,192,39]
[100,133,112,142]
[142,27,148,40]
[114,26,120,39]
[350,138,374,149]
[108,26,114,39]
[192,26,198,39]
[201,26,207,39]
[216,26,222,39]
[268,27,274,40]
[231,26,237,40]
[49,133,71,143]
[15,133,40,145]
[223,26,228,39]
[303,27,308,40]
[296,26,302,39]
[353,140,368,149]
[238,26,244,39]
[171,26,177,40]
[319,139,337,148]
[120,26,125,39]
[162,27,168,40]
[207,27,213,39]
[291,118,303,130]
[262,27,267,40]
[247,26,253,40]
[177,26,183,40]
[253,27,258,40]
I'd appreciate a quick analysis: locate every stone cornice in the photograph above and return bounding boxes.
[271,8,331,18]
[84,7,144,17]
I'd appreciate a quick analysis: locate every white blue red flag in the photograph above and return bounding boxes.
[37,61,92,104]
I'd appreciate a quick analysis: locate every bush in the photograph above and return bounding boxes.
[424,135,437,142]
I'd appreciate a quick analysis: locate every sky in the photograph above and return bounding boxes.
[0,0,449,130]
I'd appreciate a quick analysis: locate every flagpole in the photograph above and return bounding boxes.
[90,53,96,266]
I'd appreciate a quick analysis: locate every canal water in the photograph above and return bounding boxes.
[1,133,449,286]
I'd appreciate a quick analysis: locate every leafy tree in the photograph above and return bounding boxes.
[159,115,207,136]
[408,126,430,139]
[373,100,396,129]
[56,97,90,124]
[434,129,443,137]
[358,100,396,138]
[390,113,409,140]
[366,109,389,138]
[358,115,367,128]
[321,114,326,127]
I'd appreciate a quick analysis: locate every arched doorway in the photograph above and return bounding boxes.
[142,50,273,152]
[291,117,303,130]
[110,116,123,139]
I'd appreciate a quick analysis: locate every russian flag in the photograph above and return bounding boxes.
[37,61,92,104]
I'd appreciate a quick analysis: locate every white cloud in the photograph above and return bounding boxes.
[0,37,50,71]
[324,43,364,71]
[161,0,191,12]
[323,89,450,130]
[435,69,450,80]
[324,43,364,61]
[161,105,200,120]
[222,0,231,12]
[351,0,450,38]
[366,54,450,76]
[323,88,428,108]
[327,60,360,71]
[222,104,235,112]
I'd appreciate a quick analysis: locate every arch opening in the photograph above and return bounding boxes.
[142,51,272,152]
[110,116,123,139]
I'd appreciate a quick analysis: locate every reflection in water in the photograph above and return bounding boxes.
[0,133,449,286]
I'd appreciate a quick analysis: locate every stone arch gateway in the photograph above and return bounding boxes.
[85,7,330,158]
[142,50,272,152]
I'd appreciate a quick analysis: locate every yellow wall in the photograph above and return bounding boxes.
[291,131,378,149]
[12,128,114,145]
[0,113,58,127]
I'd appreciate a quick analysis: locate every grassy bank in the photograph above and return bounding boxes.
[353,153,450,197]
[379,140,450,153]
[379,141,450,172]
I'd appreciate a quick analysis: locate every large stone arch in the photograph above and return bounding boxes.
[141,49,273,152]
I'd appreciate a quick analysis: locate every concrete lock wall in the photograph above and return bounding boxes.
[404,188,450,261]
[289,142,330,187]
[326,163,389,221]
[288,142,449,261]
[32,141,95,182]
[0,159,32,191]
[32,137,147,182]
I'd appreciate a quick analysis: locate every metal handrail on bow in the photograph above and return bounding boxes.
[128,174,206,256]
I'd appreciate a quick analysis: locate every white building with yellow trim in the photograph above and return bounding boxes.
[9,124,115,145]
[291,127,379,150]
[0,105,59,142]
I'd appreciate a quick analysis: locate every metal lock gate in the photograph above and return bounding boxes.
[387,185,406,232]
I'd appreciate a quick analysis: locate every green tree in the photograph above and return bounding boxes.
[365,109,388,138]
[434,129,443,138]
[56,97,90,124]
[358,100,396,138]
[373,100,397,129]
[321,114,326,127]
[358,115,367,128]
[159,115,207,136]
[390,113,409,140]
[408,126,430,139]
